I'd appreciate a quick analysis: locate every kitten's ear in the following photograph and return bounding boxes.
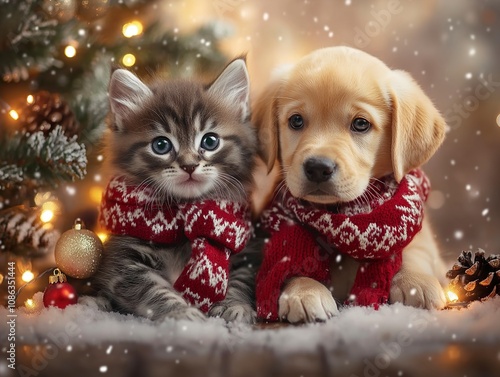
[109,69,152,130]
[208,58,250,121]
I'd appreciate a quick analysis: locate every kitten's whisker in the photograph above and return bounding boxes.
[214,173,247,202]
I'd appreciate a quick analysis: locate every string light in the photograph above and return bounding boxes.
[9,109,19,120]
[26,94,34,104]
[122,20,143,38]
[122,53,136,67]
[64,45,77,58]
[22,270,35,283]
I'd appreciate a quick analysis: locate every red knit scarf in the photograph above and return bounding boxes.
[99,176,251,312]
[256,169,430,321]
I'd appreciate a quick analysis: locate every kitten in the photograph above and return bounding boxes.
[93,59,260,322]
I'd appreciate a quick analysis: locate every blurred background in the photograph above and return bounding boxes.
[1,0,499,304]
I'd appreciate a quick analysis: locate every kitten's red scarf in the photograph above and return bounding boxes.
[99,176,251,312]
[256,169,430,321]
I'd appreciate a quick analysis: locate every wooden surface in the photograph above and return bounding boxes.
[9,340,499,377]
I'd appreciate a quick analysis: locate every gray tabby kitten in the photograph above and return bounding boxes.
[93,59,260,322]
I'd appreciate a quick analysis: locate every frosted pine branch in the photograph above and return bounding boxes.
[0,126,87,191]
[10,15,58,46]
[0,164,23,183]
[25,126,88,182]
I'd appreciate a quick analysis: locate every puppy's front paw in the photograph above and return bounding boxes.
[390,269,446,309]
[209,302,256,324]
[278,277,339,324]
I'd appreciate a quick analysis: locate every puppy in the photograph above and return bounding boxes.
[253,46,448,323]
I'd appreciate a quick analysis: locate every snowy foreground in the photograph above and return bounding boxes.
[3,293,500,376]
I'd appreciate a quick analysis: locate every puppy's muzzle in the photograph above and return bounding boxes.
[303,157,337,183]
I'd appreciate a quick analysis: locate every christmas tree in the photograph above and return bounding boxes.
[0,0,228,302]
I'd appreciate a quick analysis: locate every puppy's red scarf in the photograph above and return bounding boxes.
[99,176,252,312]
[256,169,430,321]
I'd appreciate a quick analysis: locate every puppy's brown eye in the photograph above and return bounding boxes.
[351,118,371,133]
[289,114,304,130]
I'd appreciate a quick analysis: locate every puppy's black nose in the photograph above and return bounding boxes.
[303,157,336,183]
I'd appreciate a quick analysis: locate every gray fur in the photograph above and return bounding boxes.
[93,59,260,323]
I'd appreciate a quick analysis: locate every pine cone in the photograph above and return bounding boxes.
[0,205,60,256]
[18,91,79,137]
[446,249,500,302]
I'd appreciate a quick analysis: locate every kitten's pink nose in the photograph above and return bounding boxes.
[181,164,199,175]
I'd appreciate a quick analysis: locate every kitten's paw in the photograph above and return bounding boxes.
[167,306,207,322]
[209,302,256,324]
[390,269,446,310]
[278,277,339,324]
[78,295,113,311]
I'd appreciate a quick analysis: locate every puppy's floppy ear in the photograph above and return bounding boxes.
[389,70,446,182]
[252,80,281,173]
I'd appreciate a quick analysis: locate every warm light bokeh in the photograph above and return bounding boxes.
[8,109,18,120]
[21,270,35,283]
[122,53,136,67]
[447,291,459,302]
[122,21,143,38]
[64,45,77,58]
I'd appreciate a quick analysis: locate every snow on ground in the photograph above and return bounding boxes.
[5,293,500,358]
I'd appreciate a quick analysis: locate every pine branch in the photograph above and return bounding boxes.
[0,164,23,183]
[0,205,60,256]
[0,0,72,82]
[1,50,61,82]
[24,126,88,181]
[10,14,58,46]
[0,126,87,192]
[70,53,111,147]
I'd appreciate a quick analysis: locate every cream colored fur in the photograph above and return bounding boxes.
[253,46,447,323]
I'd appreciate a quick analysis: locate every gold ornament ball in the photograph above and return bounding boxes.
[42,0,77,22]
[77,0,109,21]
[55,220,103,279]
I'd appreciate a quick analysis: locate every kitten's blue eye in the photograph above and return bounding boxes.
[151,136,173,155]
[200,133,220,151]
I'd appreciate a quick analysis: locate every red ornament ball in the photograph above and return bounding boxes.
[43,281,78,309]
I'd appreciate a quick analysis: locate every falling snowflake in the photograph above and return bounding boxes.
[454,230,464,240]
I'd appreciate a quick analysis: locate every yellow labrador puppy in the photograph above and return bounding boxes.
[254,46,448,323]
